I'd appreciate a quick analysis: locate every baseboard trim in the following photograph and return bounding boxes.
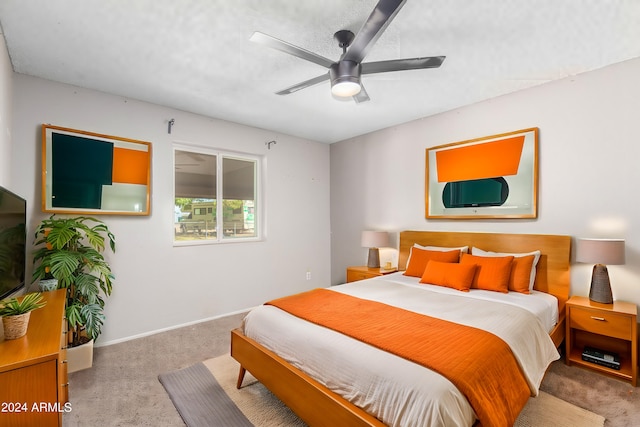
[95,307,255,347]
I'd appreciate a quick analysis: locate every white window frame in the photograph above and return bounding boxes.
[173,143,263,246]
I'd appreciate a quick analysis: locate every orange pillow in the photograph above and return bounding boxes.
[419,261,477,292]
[471,248,541,291]
[404,248,461,277]
[508,255,535,294]
[460,253,514,293]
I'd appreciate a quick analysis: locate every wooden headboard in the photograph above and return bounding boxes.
[398,230,571,346]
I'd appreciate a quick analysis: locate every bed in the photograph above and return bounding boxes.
[231,230,571,426]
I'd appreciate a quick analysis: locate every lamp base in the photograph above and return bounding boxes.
[367,248,380,268]
[588,264,613,304]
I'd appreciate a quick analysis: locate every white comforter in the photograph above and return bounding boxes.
[242,273,560,427]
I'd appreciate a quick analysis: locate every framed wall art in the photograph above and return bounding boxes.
[42,124,152,215]
[425,127,538,219]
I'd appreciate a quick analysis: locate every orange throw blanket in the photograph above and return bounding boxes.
[267,288,531,427]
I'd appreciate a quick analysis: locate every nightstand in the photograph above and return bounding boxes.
[346,266,398,283]
[565,295,637,386]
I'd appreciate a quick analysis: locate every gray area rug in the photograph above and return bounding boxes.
[159,361,253,427]
[159,355,605,427]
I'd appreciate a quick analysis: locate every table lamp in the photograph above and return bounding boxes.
[576,238,625,304]
[361,231,389,268]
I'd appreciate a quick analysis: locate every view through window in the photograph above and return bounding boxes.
[174,147,259,243]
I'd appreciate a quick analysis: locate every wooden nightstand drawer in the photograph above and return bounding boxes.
[346,270,380,282]
[570,307,633,340]
[346,266,397,283]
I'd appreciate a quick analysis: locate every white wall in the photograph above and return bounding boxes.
[0,30,12,186]
[11,74,331,345]
[331,57,640,310]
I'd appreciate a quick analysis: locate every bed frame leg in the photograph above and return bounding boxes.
[236,366,246,389]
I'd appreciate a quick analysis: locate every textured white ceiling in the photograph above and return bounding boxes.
[1,0,639,143]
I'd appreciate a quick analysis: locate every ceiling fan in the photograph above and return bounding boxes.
[250,0,445,103]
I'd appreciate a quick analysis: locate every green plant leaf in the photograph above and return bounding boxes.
[80,303,106,340]
[0,292,46,316]
[66,302,84,343]
[73,273,100,305]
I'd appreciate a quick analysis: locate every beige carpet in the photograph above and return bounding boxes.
[204,356,305,426]
[203,355,605,427]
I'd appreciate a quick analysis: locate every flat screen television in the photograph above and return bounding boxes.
[0,186,26,300]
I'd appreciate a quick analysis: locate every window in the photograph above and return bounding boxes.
[174,145,260,244]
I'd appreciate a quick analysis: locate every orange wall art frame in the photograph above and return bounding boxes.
[425,128,538,219]
[42,124,152,216]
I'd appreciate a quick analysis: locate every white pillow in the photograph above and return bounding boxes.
[413,243,469,253]
[405,244,468,270]
[471,247,541,290]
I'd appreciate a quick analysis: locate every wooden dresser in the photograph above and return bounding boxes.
[0,289,69,426]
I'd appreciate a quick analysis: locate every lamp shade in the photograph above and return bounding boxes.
[576,238,625,265]
[361,231,389,248]
[361,231,389,269]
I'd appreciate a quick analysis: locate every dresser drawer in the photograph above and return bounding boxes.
[59,317,69,403]
[569,306,633,340]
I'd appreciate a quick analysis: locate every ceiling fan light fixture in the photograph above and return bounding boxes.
[330,61,362,97]
[331,78,361,97]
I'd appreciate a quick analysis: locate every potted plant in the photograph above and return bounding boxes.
[31,215,115,371]
[0,292,46,339]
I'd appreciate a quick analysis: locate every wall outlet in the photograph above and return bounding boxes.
[306,271,311,281]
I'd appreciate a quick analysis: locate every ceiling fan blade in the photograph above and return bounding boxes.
[353,84,370,103]
[362,56,446,74]
[275,73,330,95]
[250,32,335,69]
[343,0,407,64]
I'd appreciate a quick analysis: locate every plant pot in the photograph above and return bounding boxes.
[39,278,59,292]
[67,339,94,373]
[2,312,31,340]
